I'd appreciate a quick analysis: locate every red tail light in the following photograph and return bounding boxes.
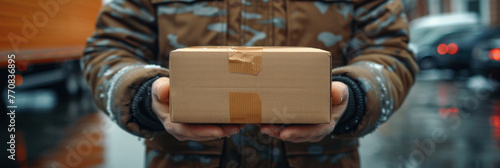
[437,43,448,55]
[490,48,500,61]
[492,115,500,128]
[448,43,458,55]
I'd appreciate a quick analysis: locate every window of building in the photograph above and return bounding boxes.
[467,0,480,14]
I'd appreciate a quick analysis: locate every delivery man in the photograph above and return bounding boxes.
[82,0,418,167]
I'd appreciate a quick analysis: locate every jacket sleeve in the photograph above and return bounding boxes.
[331,0,419,137]
[81,0,169,138]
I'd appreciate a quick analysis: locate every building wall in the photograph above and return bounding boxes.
[442,0,452,13]
[491,0,499,26]
[0,0,102,51]
[408,0,499,26]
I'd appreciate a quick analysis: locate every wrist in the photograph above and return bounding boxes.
[131,76,164,130]
[331,75,366,134]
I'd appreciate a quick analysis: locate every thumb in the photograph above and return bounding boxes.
[152,77,170,103]
[331,81,348,105]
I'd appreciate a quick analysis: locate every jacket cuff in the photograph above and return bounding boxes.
[131,76,164,131]
[331,75,366,134]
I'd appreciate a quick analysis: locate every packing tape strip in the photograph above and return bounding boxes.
[228,47,263,75]
[229,92,262,123]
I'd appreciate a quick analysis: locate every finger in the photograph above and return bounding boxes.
[220,124,245,137]
[152,100,170,121]
[331,82,348,105]
[282,133,319,143]
[174,128,223,141]
[166,123,225,141]
[268,124,286,133]
[260,124,284,138]
[280,124,332,141]
[260,127,276,138]
[175,134,223,141]
[285,134,326,143]
[152,77,170,103]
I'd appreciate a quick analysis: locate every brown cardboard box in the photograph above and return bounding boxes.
[169,46,331,124]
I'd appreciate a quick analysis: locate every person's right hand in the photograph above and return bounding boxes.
[151,77,244,141]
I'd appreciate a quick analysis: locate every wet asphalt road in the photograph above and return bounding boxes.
[359,74,500,168]
[2,70,500,168]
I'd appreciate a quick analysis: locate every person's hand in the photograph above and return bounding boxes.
[151,77,245,141]
[260,81,349,143]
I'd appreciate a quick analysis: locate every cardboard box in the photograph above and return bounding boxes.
[169,46,331,124]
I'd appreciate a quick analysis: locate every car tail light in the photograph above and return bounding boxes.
[492,115,500,128]
[490,48,500,61]
[448,43,458,55]
[437,43,448,55]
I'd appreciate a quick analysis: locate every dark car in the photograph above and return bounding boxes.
[470,29,500,81]
[411,25,483,70]
[440,28,500,71]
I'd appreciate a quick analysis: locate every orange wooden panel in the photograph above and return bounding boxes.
[0,0,101,64]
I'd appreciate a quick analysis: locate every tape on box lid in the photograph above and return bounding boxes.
[228,47,262,75]
[227,47,263,123]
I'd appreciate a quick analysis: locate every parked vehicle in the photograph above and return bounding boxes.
[411,25,483,70]
[409,13,483,70]
[470,29,500,81]
[430,27,492,70]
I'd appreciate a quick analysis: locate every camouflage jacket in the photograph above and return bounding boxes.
[82,0,418,167]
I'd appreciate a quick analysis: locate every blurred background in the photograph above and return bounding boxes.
[0,0,499,167]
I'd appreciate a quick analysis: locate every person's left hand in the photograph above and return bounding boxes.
[260,81,349,143]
